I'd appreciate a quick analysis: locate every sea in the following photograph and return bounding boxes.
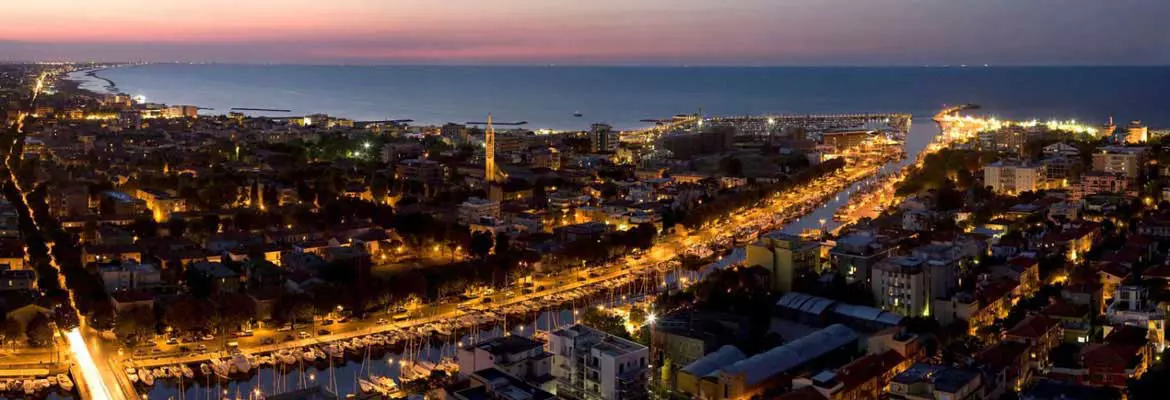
[62,64,1170,398]
[70,64,1170,131]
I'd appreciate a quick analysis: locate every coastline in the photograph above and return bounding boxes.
[65,66,123,96]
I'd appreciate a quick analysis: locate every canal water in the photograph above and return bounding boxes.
[780,114,941,234]
[145,308,579,399]
[143,266,702,399]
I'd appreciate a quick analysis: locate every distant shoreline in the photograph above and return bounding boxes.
[67,67,123,96]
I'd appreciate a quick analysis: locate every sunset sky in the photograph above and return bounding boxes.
[2,0,1167,65]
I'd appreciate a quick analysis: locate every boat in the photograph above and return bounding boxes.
[280,351,297,365]
[200,363,211,376]
[182,364,195,379]
[573,111,583,118]
[127,370,139,383]
[47,376,57,386]
[171,366,184,379]
[34,378,48,391]
[9,379,20,392]
[23,379,33,395]
[0,380,7,391]
[141,371,155,386]
[233,353,252,373]
[374,376,399,393]
[358,378,375,393]
[58,374,73,392]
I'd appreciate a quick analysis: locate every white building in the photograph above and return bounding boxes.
[458,197,501,226]
[457,335,554,391]
[1106,285,1166,351]
[984,161,1047,195]
[550,324,649,400]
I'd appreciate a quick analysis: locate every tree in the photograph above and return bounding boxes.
[214,293,256,334]
[274,294,313,326]
[470,231,494,259]
[116,306,156,344]
[162,297,211,333]
[3,318,22,347]
[580,306,631,340]
[25,313,53,347]
[130,216,158,239]
[167,217,188,238]
[494,234,511,255]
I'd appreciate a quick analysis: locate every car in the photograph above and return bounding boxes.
[151,348,162,354]
[577,277,587,282]
[321,319,334,326]
[536,285,545,291]
[133,349,146,356]
[338,317,349,323]
[318,329,331,336]
[276,324,293,332]
[262,338,276,345]
[283,334,295,342]
[178,346,191,353]
[298,331,311,339]
[481,297,493,304]
[201,334,215,341]
[522,289,534,295]
[165,337,179,345]
[196,344,207,351]
[376,318,387,324]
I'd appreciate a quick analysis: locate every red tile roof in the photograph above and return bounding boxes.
[1005,315,1059,340]
[834,350,906,392]
[1042,301,1088,319]
[1081,343,1143,368]
[976,341,1030,371]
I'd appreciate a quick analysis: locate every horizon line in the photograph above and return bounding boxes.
[6,61,1170,68]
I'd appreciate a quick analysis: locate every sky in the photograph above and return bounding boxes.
[1,0,1168,65]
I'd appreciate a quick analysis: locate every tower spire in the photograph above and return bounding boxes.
[485,114,498,184]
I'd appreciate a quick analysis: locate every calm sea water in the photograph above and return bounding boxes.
[70,64,1170,131]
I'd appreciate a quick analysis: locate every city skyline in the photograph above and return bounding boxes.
[3,0,1169,65]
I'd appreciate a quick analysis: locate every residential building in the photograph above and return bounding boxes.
[449,368,556,400]
[887,364,982,400]
[589,123,617,153]
[1105,285,1166,351]
[458,197,501,226]
[792,349,910,400]
[1003,314,1063,372]
[746,233,821,293]
[822,130,871,150]
[828,233,894,285]
[1091,146,1147,179]
[871,255,959,318]
[1080,172,1128,197]
[984,161,1047,194]
[660,127,735,159]
[457,335,554,391]
[550,324,649,400]
[98,261,162,292]
[99,190,148,215]
[134,188,187,221]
